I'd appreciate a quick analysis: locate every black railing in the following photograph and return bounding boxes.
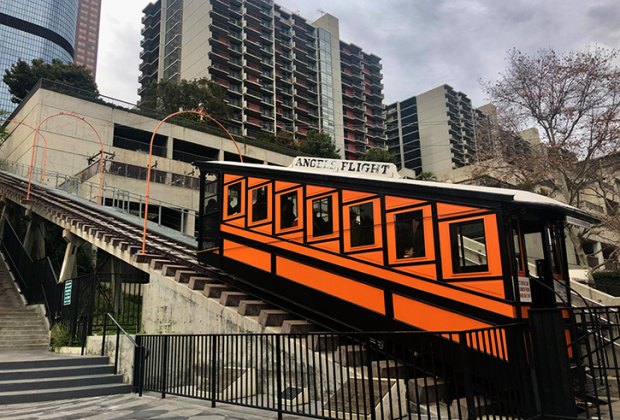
[62,272,146,347]
[137,326,534,420]
[565,306,620,419]
[1,220,60,324]
[102,313,148,396]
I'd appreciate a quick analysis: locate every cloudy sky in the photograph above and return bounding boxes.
[97,0,619,107]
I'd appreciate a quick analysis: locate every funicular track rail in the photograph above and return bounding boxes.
[0,171,224,278]
[0,171,345,331]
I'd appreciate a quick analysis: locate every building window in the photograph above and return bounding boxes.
[450,219,488,273]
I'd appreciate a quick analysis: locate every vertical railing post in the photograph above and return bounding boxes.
[161,335,169,399]
[210,335,218,407]
[365,337,377,420]
[101,314,108,356]
[459,332,477,420]
[276,335,283,420]
[114,325,121,374]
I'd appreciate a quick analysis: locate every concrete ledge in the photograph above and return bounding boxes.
[149,259,170,270]
[174,270,195,283]
[238,300,269,316]
[336,345,368,366]
[258,309,292,327]
[203,284,232,298]
[131,253,161,264]
[188,276,216,290]
[162,264,185,277]
[219,292,248,307]
[281,320,314,334]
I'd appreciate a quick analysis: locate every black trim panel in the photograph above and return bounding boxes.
[0,13,74,57]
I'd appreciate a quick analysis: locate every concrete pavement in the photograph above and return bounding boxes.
[0,392,305,419]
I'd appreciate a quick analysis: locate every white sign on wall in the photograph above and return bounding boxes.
[518,276,532,303]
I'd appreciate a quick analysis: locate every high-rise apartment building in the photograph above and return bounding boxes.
[0,0,79,113]
[138,0,385,159]
[386,85,479,175]
[74,0,101,77]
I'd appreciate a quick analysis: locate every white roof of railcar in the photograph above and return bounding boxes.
[198,160,597,224]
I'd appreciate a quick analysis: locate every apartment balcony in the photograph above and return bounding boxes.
[210,36,231,49]
[210,63,229,77]
[209,49,231,65]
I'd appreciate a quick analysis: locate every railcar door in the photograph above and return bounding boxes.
[518,216,569,308]
[199,173,221,252]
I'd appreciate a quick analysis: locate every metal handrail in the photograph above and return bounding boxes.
[101,312,149,396]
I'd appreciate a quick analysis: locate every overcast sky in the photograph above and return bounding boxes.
[97,0,620,108]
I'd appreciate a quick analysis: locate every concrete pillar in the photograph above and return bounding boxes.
[110,257,124,315]
[593,241,604,267]
[58,229,84,283]
[0,197,7,242]
[218,149,224,160]
[166,135,174,160]
[23,213,46,261]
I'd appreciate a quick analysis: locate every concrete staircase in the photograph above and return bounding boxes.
[0,257,49,351]
[0,354,131,404]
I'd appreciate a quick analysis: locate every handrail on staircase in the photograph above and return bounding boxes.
[101,312,149,396]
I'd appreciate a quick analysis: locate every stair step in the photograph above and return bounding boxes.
[0,356,109,370]
[0,364,113,381]
[336,345,368,367]
[188,276,216,290]
[0,373,124,392]
[0,382,132,405]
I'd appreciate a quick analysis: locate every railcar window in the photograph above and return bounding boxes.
[512,224,524,273]
[450,219,488,273]
[227,183,241,216]
[395,210,425,258]
[251,186,268,222]
[280,191,298,229]
[312,196,333,237]
[350,202,374,247]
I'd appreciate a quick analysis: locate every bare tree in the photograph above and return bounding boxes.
[480,47,620,267]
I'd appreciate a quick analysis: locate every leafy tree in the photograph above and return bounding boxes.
[298,130,340,158]
[138,78,231,122]
[416,171,437,181]
[3,59,98,104]
[0,111,8,146]
[256,129,299,150]
[481,47,620,266]
[362,148,396,164]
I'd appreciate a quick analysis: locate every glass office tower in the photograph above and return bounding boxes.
[0,0,79,113]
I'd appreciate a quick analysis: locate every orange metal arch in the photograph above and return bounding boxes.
[2,118,49,183]
[141,108,243,254]
[26,112,105,206]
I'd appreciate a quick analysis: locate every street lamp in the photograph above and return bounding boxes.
[27,112,105,206]
[141,108,243,255]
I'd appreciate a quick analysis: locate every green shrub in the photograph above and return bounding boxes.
[50,323,72,349]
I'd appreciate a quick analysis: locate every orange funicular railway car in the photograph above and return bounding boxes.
[194,157,596,337]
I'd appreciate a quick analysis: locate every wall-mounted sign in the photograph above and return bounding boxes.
[63,279,73,306]
[518,276,532,303]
